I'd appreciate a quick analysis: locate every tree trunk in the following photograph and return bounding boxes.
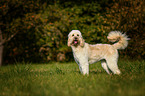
[0,45,3,66]
[0,29,17,66]
[0,29,4,66]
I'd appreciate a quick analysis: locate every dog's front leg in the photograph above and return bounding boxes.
[79,60,89,75]
[74,58,83,74]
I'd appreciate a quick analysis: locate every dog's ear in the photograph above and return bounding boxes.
[67,37,71,47]
[80,37,85,47]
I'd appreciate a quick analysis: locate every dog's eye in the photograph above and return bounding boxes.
[77,34,79,36]
[72,34,74,36]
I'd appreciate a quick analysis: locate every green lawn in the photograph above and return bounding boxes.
[0,60,145,96]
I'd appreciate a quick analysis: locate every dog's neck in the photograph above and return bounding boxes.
[71,44,85,52]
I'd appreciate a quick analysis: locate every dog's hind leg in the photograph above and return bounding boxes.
[101,60,110,74]
[106,58,121,75]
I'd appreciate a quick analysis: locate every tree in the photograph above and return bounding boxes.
[0,0,49,65]
[0,29,18,66]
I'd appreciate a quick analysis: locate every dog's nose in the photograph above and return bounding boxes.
[75,37,78,40]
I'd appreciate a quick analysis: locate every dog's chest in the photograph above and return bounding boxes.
[72,46,87,61]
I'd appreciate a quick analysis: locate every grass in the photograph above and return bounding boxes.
[0,60,145,96]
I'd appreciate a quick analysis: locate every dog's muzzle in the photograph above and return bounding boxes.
[72,37,79,46]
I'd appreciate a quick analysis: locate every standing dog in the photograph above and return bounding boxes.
[68,30,129,75]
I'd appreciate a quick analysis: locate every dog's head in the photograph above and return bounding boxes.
[67,30,84,47]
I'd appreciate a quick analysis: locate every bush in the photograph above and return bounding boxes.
[36,3,111,62]
[3,0,145,64]
[105,0,145,59]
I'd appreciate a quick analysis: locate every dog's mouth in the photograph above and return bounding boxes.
[74,40,78,44]
[72,38,79,46]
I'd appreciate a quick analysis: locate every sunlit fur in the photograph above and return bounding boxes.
[68,30,129,75]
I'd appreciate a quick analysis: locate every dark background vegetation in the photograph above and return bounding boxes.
[1,0,145,65]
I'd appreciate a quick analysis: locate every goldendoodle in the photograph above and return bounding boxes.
[68,30,129,75]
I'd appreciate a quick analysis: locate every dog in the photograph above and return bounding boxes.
[68,30,129,75]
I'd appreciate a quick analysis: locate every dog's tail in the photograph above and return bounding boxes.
[107,31,130,50]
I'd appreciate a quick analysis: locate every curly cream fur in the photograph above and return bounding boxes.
[68,30,129,75]
[107,31,130,49]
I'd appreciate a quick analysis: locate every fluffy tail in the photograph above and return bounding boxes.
[107,31,130,50]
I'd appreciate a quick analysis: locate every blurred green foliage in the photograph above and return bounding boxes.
[105,0,145,59]
[1,0,144,64]
[36,3,110,62]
